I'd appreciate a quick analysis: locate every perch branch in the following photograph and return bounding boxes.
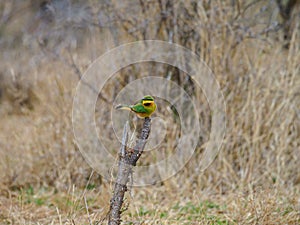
[108,117,151,225]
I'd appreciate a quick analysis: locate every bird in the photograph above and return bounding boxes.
[115,95,157,118]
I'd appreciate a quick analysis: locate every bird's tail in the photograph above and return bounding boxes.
[115,105,132,111]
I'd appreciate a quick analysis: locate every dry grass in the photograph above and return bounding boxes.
[0,0,300,224]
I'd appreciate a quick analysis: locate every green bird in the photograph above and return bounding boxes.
[115,95,157,118]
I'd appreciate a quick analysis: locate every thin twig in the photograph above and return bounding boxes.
[84,195,92,225]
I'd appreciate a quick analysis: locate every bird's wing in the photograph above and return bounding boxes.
[131,103,148,113]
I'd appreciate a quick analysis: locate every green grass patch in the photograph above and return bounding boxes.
[127,201,232,224]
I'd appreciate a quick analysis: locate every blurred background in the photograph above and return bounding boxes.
[0,0,299,224]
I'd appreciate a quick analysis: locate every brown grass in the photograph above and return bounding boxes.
[0,0,299,224]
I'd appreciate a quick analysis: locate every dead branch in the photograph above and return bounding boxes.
[108,117,151,225]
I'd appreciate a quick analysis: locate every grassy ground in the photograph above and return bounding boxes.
[1,181,298,224]
[0,1,299,224]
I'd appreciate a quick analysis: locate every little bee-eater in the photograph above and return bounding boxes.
[115,95,157,118]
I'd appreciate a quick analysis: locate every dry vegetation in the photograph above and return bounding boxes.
[0,0,299,224]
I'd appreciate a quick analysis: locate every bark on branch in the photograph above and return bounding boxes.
[108,117,151,225]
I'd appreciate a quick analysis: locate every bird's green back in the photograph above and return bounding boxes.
[131,103,150,113]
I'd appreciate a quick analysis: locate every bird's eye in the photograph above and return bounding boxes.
[144,103,151,106]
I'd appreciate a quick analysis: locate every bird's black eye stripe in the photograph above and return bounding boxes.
[144,103,151,106]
